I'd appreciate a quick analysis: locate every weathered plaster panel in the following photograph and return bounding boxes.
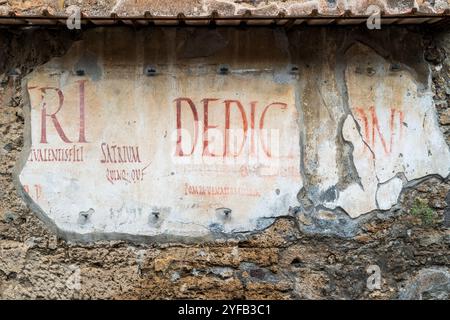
[18,28,302,239]
[16,28,450,240]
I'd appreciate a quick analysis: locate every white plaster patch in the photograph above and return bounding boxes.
[326,114,378,218]
[376,177,403,211]
[324,43,450,217]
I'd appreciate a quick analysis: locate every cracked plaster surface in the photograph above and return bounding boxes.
[15,27,450,241]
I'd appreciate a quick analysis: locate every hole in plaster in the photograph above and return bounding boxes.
[366,67,376,76]
[78,208,94,225]
[390,63,402,72]
[216,207,232,220]
[290,65,299,74]
[144,65,157,76]
[218,65,229,75]
[149,209,165,226]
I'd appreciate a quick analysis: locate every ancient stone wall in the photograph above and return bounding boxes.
[0,25,449,299]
